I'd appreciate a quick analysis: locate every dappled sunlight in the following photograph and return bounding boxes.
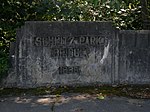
[1,94,150,112]
[31,96,72,106]
[72,94,94,100]
[36,98,54,104]
[14,97,32,104]
[4,93,99,108]
[54,96,71,105]
[36,94,96,105]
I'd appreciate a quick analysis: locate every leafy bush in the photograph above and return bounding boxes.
[0,50,9,81]
[0,0,144,53]
[0,0,148,80]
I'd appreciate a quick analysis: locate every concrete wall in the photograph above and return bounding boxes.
[119,30,150,84]
[1,22,150,88]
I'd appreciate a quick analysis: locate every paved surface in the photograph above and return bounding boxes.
[0,93,150,112]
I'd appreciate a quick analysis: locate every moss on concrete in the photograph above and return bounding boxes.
[0,85,149,98]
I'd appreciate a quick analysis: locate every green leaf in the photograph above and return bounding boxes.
[93,0,98,7]
[97,93,105,100]
[129,3,132,9]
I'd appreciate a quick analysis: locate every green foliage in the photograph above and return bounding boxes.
[0,0,143,52]
[148,1,150,19]
[0,50,9,81]
[0,0,145,78]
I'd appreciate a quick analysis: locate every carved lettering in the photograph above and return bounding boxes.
[34,37,42,46]
[33,35,110,75]
[59,66,81,74]
[51,48,86,58]
[61,37,66,45]
[34,35,109,58]
[80,36,86,44]
[90,36,96,45]
[34,36,108,47]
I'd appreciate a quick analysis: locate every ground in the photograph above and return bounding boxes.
[0,94,150,112]
[0,85,150,112]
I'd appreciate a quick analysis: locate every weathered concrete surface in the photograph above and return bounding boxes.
[2,21,150,88]
[119,30,150,84]
[5,21,118,87]
[0,94,150,112]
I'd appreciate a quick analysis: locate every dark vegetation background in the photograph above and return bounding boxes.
[0,0,150,79]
